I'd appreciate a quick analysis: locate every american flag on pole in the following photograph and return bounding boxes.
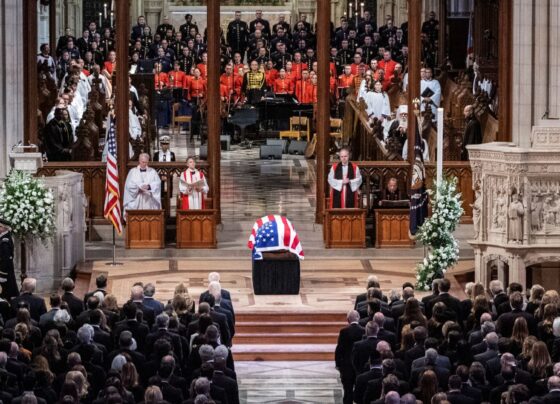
[103,116,123,235]
[248,215,304,260]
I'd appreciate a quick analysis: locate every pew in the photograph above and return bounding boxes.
[125,209,165,249]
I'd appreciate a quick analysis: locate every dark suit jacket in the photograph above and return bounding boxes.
[143,297,165,315]
[62,292,84,318]
[410,365,450,389]
[335,323,365,377]
[496,309,538,337]
[93,325,113,352]
[492,292,508,312]
[212,370,239,404]
[11,292,47,321]
[428,292,464,322]
[83,288,107,304]
[363,376,409,404]
[106,348,146,376]
[161,380,184,403]
[12,394,47,404]
[351,336,380,374]
[489,381,514,404]
[411,354,451,371]
[211,309,231,346]
[353,366,382,404]
[112,319,150,351]
[404,344,425,369]
[471,340,487,357]
[214,305,235,337]
[146,328,184,361]
[377,328,397,349]
[130,300,156,327]
[461,383,482,403]
[199,289,231,303]
[446,390,476,404]
[541,390,560,404]
[473,349,499,367]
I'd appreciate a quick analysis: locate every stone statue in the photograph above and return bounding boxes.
[508,192,524,243]
[492,187,506,230]
[531,194,543,231]
[472,188,482,239]
[60,184,73,232]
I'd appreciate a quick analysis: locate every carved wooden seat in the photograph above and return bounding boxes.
[172,102,192,136]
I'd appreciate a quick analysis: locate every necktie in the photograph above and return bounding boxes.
[140,169,146,172]
[163,154,166,162]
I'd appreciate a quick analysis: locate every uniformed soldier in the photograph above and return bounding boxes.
[180,14,198,38]
[156,16,175,39]
[0,220,17,301]
[242,60,265,105]
[178,47,195,74]
[227,11,249,61]
[171,32,186,59]
[361,36,377,64]
[337,39,353,67]
[249,10,271,36]
[422,11,439,43]
[99,28,115,60]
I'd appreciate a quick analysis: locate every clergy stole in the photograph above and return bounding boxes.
[179,169,207,210]
[330,162,359,208]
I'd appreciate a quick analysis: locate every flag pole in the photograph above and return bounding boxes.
[112,226,116,266]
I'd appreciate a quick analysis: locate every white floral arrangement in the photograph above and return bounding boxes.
[415,177,464,290]
[0,170,55,242]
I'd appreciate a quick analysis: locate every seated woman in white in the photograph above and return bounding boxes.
[179,157,209,209]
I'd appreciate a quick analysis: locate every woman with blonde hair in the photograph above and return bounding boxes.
[535,290,560,321]
[121,362,144,403]
[65,370,90,401]
[396,324,415,360]
[101,293,121,328]
[172,294,195,327]
[518,335,538,367]
[144,385,164,404]
[537,303,558,349]
[526,284,545,315]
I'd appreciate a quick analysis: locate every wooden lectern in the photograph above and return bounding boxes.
[176,209,217,248]
[125,210,165,249]
[375,208,415,248]
[324,208,366,248]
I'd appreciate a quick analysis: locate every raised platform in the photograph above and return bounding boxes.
[77,257,474,361]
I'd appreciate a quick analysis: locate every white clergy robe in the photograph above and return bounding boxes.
[129,110,142,139]
[179,169,209,210]
[363,91,391,119]
[123,167,162,213]
[328,164,362,192]
[420,78,441,118]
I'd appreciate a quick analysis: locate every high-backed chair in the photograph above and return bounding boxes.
[172,102,192,136]
[279,116,310,142]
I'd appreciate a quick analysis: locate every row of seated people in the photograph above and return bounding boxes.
[0,271,240,404]
[335,275,560,404]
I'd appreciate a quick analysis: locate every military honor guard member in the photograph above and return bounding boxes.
[242,60,265,105]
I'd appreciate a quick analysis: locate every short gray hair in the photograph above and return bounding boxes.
[0,352,7,368]
[214,344,229,360]
[156,313,170,328]
[194,377,211,395]
[425,348,438,365]
[198,344,215,363]
[553,317,560,337]
[144,283,156,297]
[77,324,94,344]
[481,320,495,337]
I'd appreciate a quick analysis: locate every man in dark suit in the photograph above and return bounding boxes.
[199,272,232,302]
[542,376,560,403]
[404,326,427,369]
[427,278,463,322]
[90,308,113,352]
[129,284,156,327]
[211,291,235,338]
[352,321,380,375]
[105,330,146,375]
[489,279,508,314]
[212,360,240,404]
[411,338,451,371]
[496,282,523,316]
[60,277,84,319]
[157,362,184,403]
[145,312,184,362]
[373,312,397,349]
[353,350,383,404]
[391,286,424,319]
[496,291,537,337]
[142,283,165,316]
[409,348,450,389]
[39,293,62,332]
[112,301,150,351]
[10,277,46,321]
[354,275,380,309]
[473,332,499,369]
[455,365,483,403]
[335,310,365,404]
[83,274,108,304]
[487,353,533,390]
[489,366,516,404]
[198,296,231,347]
[422,279,441,315]
[11,372,47,404]
[467,312,493,345]
[445,375,475,404]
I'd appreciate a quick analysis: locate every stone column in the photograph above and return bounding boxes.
[315,0,330,224]
[406,0,421,166]
[508,254,526,290]
[0,0,24,178]
[24,0,39,146]
[207,0,221,223]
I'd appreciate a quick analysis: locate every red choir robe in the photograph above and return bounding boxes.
[154,72,169,89]
[273,77,293,95]
[168,70,186,88]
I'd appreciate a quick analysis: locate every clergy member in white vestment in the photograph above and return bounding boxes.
[420,67,441,119]
[328,148,362,208]
[179,157,209,210]
[363,81,391,120]
[123,153,162,214]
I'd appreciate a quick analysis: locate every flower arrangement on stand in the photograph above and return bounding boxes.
[0,170,55,282]
[415,177,464,290]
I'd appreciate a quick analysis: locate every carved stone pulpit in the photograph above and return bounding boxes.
[468,126,560,289]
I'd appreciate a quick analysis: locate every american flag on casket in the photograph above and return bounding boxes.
[247,215,304,260]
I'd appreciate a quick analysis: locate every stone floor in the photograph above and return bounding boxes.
[235,361,343,404]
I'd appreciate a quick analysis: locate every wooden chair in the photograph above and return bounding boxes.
[330,118,343,145]
[172,103,192,136]
[279,116,310,142]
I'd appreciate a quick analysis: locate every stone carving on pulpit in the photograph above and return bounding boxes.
[508,190,524,244]
[491,183,507,231]
[60,184,73,233]
[472,185,482,240]
[530,194,544,232]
